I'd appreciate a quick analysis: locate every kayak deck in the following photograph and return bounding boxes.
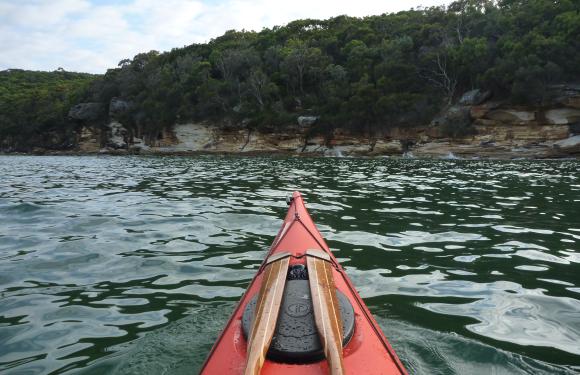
[200,192,407,374]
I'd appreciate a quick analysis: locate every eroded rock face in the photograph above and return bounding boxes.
[470,102,501,119]
[109,98,132,119]
[411,140,554,159]
[105,121,128,149]
[129,137,149,152]
[553,135,580,154]
[544,108,580,125]
[326,131,374,156]
[164,123,214,151]
[297,116,319,127]
[77,127,101,152]
[484,109,535,124]
[459,89,491,106]
[371,140,402,155]
[431,105,471,128]
[548,83,580,108]
[473,122,569,143]
[155,123,267,153]
[148,123,380,156]
[302,136,328,154]
[134,119,577,158]
[562,96,580,109]
[68,103,103,121]
[243,131,304,152]
[70,80,580,158]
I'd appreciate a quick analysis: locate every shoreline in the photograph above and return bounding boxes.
[2,148,578,160]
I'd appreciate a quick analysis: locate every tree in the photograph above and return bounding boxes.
[4,0,580,150]
[422,50,458,104]
[247,69,270,109]
[281,39,309,94]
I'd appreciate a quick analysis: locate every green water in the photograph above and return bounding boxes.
[0,155,579,374]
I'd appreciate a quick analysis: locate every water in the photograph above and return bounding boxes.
[0,155,579,374]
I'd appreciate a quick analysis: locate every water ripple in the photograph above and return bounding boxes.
[0,155,578,374]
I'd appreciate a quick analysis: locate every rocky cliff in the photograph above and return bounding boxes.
[68,85,580,158]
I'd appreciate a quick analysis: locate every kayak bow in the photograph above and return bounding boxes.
[200,191,407,375]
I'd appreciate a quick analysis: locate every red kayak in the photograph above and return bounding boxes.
[201,191,407,374]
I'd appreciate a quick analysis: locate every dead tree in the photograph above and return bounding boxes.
[422,52,458,105]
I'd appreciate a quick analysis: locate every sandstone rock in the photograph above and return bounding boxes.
[324,148,345,157]
[335,144,372,156]
[537,125,570,140]
[68,103,103,121]
[106,121,128,149]
[380,126,429,140]
[240,132,273,152]
[109,98,132,118]
[470,102,501,119]
[473,123,568,143]
[544,108,580,125]
[473,118,497,127]
[553,135,580,154]
[90,115,578,158]
[412,140,553,159]
[159,123,213,151]
[77,127,101,152]
[431,105,471,128]
[562,96,580,109]
[215,129,254,152]
[302,145,328,154]
[476,134,495,145]
[129,137,150,152]
[424,126,444,139]
[459,89,491,106]
[154,128,179,147]
[238,129,307,153]
[297,116,319,127]
[302,135,327,153]
[484,109,535,124]
[547,84,580,108]
[371,139,402,155]
[412,141,454,157]
[470,106,489,119]
[242,131,306,153]
[328,135,366,147]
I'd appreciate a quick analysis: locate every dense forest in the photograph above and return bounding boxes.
[0,69,97,149]
[1,0,579,150]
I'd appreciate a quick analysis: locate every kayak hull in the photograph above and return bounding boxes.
[200,192,407,374]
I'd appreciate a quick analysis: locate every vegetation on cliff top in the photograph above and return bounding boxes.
[1,0,579,150]
[0,69,97,149]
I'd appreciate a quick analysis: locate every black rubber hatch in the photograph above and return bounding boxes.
[241,279,355,363]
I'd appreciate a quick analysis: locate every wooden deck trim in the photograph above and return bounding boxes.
[305,248,331,262]
[264,251,291,265]
[244,256,290,375]
[307,255,345,375]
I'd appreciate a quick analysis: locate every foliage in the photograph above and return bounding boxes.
[0,69,97,150]
[1,0,579,147]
